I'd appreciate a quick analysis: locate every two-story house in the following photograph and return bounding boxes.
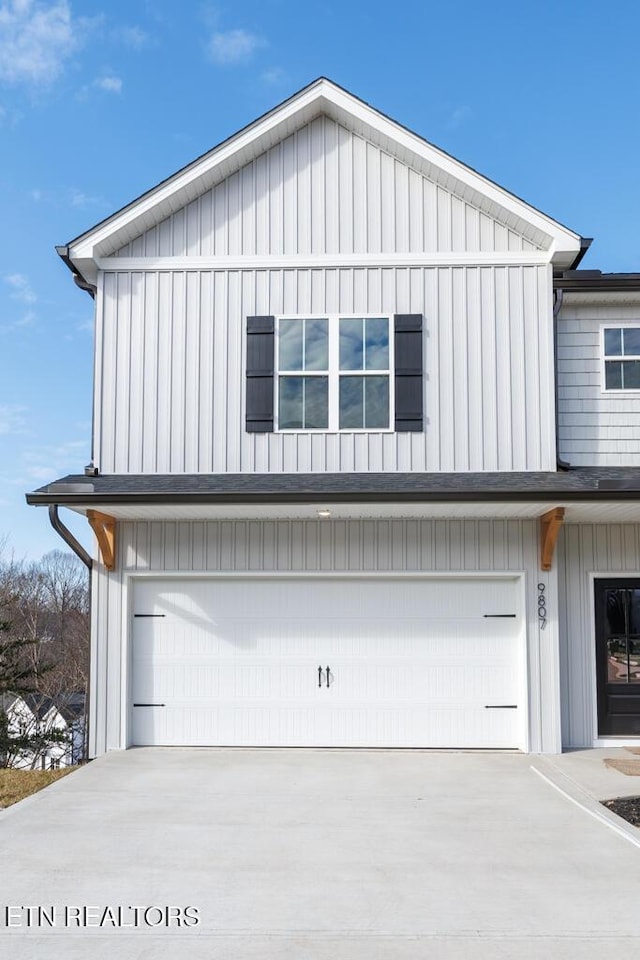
[27,79,640,757]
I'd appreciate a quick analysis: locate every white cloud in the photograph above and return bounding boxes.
[207,28,265,65]
[0,0,79,86]
[118,25,150,49]
[4,272,37,303]
[69,188,104,209]
[0,403,27,435]
[23,438,88,480]
[94,74,122,94]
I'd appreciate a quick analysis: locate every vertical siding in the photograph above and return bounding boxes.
[558,523,640,748]
[96,264,555,474]
[558,300,640,466]
[115,117,542,258]
[92,518,560,756]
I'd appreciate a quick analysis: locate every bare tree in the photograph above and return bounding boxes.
[0,544,89,767]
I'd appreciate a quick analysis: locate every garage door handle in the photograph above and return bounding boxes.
[326,666,332,687]
[318,666,324,688]
[484,704,517,709]
[483,614,517,618]
[133,703,166,707]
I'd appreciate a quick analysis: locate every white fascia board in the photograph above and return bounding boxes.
[67,79,581,268]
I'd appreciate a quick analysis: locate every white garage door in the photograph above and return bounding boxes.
[130,577,523,749]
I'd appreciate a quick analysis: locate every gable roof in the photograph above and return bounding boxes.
[60,78,583,284]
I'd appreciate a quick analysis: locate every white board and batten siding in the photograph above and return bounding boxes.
[558,297,640,466]
[558,522,640,748]
[94,114,557,476]
[114,117,543,259]
[95,263,555,474]
[89,518,562,757]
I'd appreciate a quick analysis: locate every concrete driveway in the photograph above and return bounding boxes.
[2,748,640,959]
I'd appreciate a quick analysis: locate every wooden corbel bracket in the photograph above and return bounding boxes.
[540,507,565,571]
[87,510,117,571]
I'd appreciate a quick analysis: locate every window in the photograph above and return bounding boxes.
[603,326,640,390]
[245,313,423,434]
[276,316,392,431]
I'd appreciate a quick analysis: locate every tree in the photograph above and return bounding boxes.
[0,544,89,768]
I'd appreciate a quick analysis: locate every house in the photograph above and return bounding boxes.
[26,78,640,757]
[0,693,80,768]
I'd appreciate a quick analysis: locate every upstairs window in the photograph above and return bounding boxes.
[276,316,392,431]
[603,326,640,390]
[245,313,423,434]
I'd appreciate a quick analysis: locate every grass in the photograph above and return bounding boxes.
[0,767,76,809]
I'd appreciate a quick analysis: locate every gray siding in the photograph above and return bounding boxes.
[89,518,560,758]
[115,117,541,258]
[558,300,640,466]
[95,264,555,473]
[558,523,640,748]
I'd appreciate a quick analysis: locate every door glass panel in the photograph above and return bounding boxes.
[629,640,640,681]
[605,589,627,635]
[607,637,629,683]
[628,590,640,635]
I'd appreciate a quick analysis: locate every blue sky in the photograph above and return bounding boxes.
[1,0,639,559]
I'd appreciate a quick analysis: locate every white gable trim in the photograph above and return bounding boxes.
[66,79,581,270]
[97,251,553,272]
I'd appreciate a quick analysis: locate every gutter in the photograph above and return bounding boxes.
[553,287,570,471]
[27,487,640,507]
[48,505,92,763]
[55,245,97,299]
[568,237,592,272]
[48,505,93,570]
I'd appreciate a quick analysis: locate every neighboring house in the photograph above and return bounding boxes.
[0,693,80,769]
[26,78,640,756]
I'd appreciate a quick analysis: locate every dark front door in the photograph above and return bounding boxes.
[595,579,640,735]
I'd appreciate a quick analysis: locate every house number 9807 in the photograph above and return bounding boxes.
[537,582,547,630]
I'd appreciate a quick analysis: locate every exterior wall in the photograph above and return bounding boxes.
[95,263,556,473]
[558,523,640,748]
[89,517,560,758]
[558,297,640,466]
[115,117,541,259]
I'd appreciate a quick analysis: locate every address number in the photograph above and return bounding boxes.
[537,582,547,630]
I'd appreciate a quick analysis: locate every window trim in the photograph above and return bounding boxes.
[601,323,640,394]
[275,314,395,433]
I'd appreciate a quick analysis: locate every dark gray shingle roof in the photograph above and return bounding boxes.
[26,468,640,506]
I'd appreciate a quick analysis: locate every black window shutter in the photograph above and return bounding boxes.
[246,316,275,433]
[394,314,424,432]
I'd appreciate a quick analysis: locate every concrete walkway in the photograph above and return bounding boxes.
[1,748,640,959]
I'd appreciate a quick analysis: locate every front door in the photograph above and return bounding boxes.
[595,579,640,735]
